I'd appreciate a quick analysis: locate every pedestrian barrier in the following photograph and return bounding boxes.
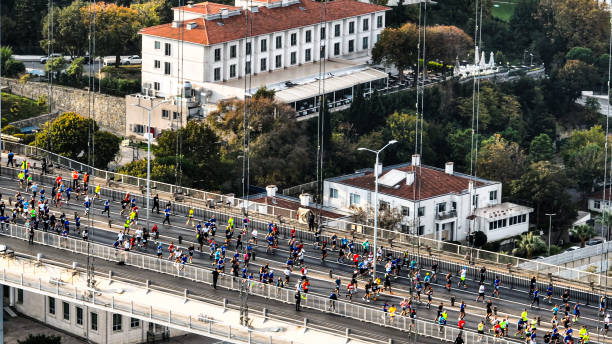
[2,224,520,344]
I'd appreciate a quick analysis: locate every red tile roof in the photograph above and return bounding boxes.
[334,166,491,201]
[141,0,389,45]
[173,2,241,15]
[251,196,346,219]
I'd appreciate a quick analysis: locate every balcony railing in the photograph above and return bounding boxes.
[435,210,457,221]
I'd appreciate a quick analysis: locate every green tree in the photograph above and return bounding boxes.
[41,0,88,58]
[385,112,434,163]
[554,60,599,107]
[595,211,612,234]
[372,23,419,81]
[528,133,554,162]
[33,112,120,168]
[570,224,596,247]
[1,46,25,78]
[477,134,527,187]
[562,125,606,193]
[45,57,67,82]
[513,232,546,259]
[18,334,61,344]
[65,56,85,80]
[131,0,169,27]
[565,47,594,64]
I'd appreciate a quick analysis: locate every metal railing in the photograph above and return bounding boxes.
[5,141,612,291]
[0,256,293,344]
[1,224,519,344]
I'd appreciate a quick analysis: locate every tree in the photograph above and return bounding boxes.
[472,230,488,247]
[384,112,434,164]
[41,0,88,58]
[528,133,554,162]
[372,23,419,81]
[18,334,61,344]
[426,25,473,67]
[513,232,545,259]
[509,0,542,56]
[131,0,170,27]
[510,161,576,230]
[33,112,120,168]
[1,46,25,78]
[83,2,142,67]
[477,134,527,187]
[565,47,594,64]
[253,86,276,100]
[595,211,612,237]
[65,56,85,80]
[562,125,606,193]
[570,224,596,247]
[45,57,67,82]
[554,60,599,107]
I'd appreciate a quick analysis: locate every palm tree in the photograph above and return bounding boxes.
[595,211,612,240]
[515,232,546,259]
[571,224,597,248]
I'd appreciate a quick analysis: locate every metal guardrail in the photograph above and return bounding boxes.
[2,224,519,344]
[524,242,612,267]
[0,256,292,344]
[5,141,612,291]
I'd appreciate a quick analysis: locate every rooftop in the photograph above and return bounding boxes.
[140,0,389,45]
[327,162,496,201]
[250,194,348,219]
[473,202,533,220]
[173,2,241,15]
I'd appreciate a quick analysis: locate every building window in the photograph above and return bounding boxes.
[377,15,383,28]
[213,67,221,81]
[334,42,340,56]
[349,193,360,206]
[438,203,446,213]
[362,37,368,50]
[91,312,98,331]
[230,45,237,58]
[154,60,160,69]
[275,55,282,68]
[76,307,83,326]
[305,49,311,62]
[334,24,340,37]
[154,41,160,49]
[229,64,236,78]
[164,62,171,75]
[472,194,479,207]
[112,314,122,332]
[154,82,160,91]
[17,289,23,304]
[130,318,140,328]
[329,188,338,199]
[260,39,267,52]
[348,40,354,53]
[305,30,312,43]
[349,21,355,34]
[401,206,409,216]
[164,43,171,56]
[276,36,282,49]
[320,27,326,39]
[320,46,325,58]
[48,297,55,315]
[363,18,369,31]
[452,201,457,210]
[418,225,425,235]
[595,200,601,209]
[489,190,497,201]
[214,48,221,62]
[245,61,251,74]
[172,111,179,120]
[133,124,145,134]
[291,33,297,46]
[260,58,267,71]
[290,52,297,65]
[246,42,252,55]
[162,109,169,118]
[418,206,425,217]
[63,302,70,321]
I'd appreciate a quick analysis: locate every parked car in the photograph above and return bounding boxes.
[40,53,61,64]
[587,238,604,246]
[120,55,142,65]
[565,246,581,252]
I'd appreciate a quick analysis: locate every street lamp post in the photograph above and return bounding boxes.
[545,213,556,256]
[357,139,398,279]
[133,98,170,232]
[530,53,534,67]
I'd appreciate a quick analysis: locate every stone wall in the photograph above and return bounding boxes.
[10,112,60,129]
[2,78,126,134]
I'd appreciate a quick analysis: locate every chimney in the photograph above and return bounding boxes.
[411,154,421,167]
[445,162,454,175]
[375,163,383,177]
[221,8,229,18]
[299,193,311,207]
[186,22,197,30]
[249,5,259,12]
[266,185,277,198]
[406,171,415,186]
[172,20,182,28]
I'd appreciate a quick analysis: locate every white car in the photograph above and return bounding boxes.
[40,53,61,64]
[120,55,142,65]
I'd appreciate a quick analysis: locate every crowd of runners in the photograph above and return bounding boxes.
[2,151,607,344]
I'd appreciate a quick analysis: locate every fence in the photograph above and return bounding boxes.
[524,242,612,267]
[2,224,520,344]
[0,257,294,344]
[5,141,612,291]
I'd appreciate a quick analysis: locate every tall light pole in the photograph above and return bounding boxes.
[357,139,398,279]
[545,213,556,256]
[133,98,170,232]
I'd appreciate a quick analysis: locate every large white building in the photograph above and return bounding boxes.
[126,0,390,139]
[323,155,533,242]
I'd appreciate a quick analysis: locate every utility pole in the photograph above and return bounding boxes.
[239,279,250,327]
[545,213,556,256]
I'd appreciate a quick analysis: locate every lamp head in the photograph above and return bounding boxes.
[388,140,398,145]
[357,148,367,151]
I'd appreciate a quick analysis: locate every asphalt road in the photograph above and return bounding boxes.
[0,168,608,343]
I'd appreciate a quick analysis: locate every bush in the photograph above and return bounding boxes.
[14,133,36,144]
[18,334,61,344]
[2,124,21,135]
[482,241,501,252]
[472,231,488,247]
[549,244,562,256]
[4,59,25,78]
[1,92,46,122]
[99,77,140,96]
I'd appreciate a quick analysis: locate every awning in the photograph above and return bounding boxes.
[274,68,388,104]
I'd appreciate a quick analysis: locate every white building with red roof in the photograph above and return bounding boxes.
[323,154,533,242]
[126,0,390,138]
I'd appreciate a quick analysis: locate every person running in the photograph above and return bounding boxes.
[604,313,610,335]
[163,205,171,225]
[546,282,554,304]
[186,208,195,226]
[531,288,540,308]
[445,272,453,292]
[573,302,581,323]
[477,283,486,302]
[458,266,467,289]
[493,276,501,298]
[600,296,607,315]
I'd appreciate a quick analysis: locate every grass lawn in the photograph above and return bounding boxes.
[492,1,519,22]
[1,92,46,125]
